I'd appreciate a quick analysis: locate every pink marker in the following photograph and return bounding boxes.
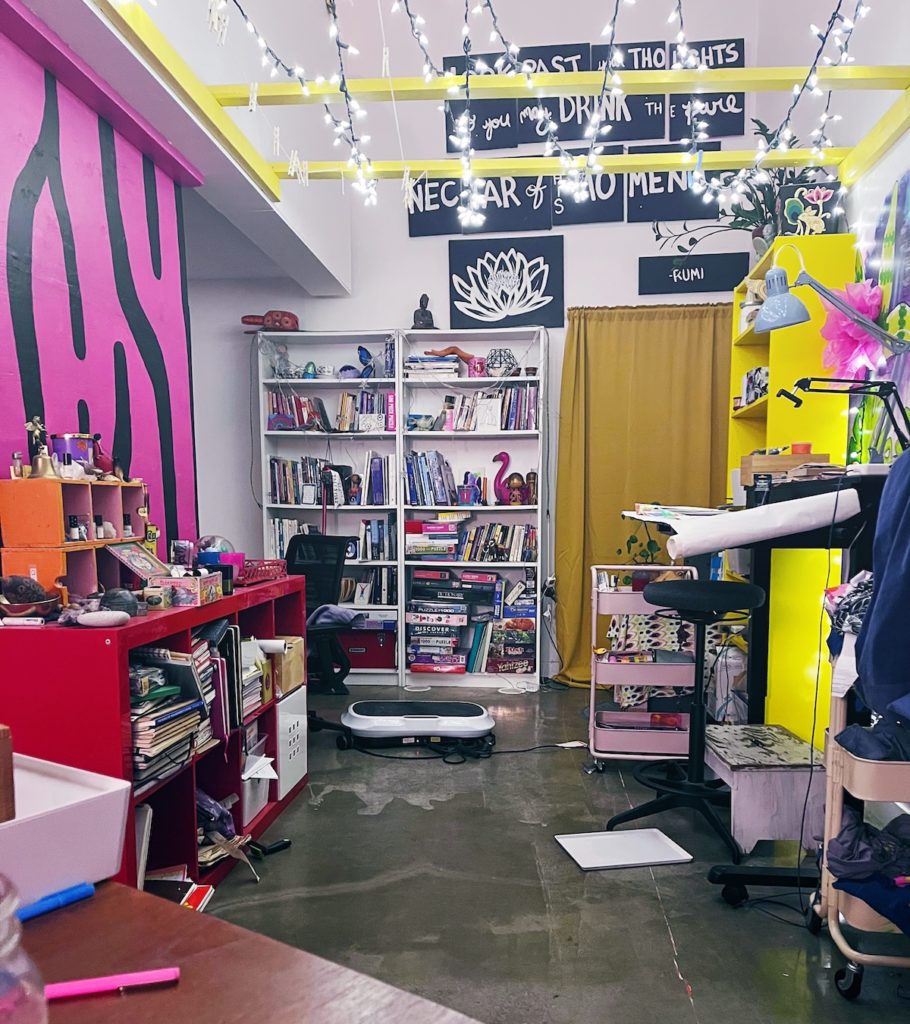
[45,967,180,1001]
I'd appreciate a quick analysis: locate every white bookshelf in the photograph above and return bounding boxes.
[256,325,548,691]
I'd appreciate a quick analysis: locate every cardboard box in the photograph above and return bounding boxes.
[151,572,223,608]
[272,635,306,697]
[0,725,14,824]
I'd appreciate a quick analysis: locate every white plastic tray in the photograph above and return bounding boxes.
[0,754,131,904]
[555,828,693,871]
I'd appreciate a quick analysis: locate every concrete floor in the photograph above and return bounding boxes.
[210,686,910,1023]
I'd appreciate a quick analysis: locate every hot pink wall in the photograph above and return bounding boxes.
[0,28,197,545]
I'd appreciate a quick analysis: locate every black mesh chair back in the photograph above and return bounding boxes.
[284,534,354,616]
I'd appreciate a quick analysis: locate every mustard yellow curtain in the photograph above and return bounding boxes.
[554,303,733,683]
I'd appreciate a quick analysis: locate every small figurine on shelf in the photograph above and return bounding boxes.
[24,415,47,461]
[493,452,511,505]
[525,471,538,506]
[412,293,436,329]
[506,472,527,505]
[348,474,362,505]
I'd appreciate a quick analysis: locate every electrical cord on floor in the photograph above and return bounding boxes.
[352,739,587,765]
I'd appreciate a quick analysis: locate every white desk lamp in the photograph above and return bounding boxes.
[753,243,909,355]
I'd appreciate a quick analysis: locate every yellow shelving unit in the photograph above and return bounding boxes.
[726,234,857,744]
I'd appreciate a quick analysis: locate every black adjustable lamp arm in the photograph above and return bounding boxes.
[776,376,910,453]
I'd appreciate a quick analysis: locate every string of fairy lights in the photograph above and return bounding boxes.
[204,0,871,213]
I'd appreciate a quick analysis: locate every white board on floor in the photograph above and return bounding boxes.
[555,828,692,870]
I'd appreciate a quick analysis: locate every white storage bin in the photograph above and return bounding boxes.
[277,687,308,800]
[0,755,130,904]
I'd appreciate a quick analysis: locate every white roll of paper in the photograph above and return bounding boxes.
[666,489,860,559]
[255,638,289,655]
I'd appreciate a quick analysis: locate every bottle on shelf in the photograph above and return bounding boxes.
[123,513,133,538]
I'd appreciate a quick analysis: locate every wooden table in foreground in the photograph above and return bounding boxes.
[24,883,480,1024]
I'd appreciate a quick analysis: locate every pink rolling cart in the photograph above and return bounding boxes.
[589,564,698,763]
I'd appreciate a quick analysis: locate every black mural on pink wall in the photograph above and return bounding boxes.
[0,34,197,544]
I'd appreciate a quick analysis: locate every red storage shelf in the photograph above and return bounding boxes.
[0,577,307,887]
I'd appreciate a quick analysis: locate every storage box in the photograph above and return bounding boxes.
[0,754,130,904]
[338,628,397,669]
[740,453,829,486]
[272,635,306,697]
[242,775,270,828]
[151,572,223,608]
[277,687,308,801]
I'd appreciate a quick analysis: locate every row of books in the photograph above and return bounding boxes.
[269,517,307,560]
[404,354,459,379]
[353,451,395,506]
[266,391,332,432]
[404,451,457,506]
[404,519,537,563]
[498,382,538,432]
[353,514,398,561]
[335,390,396,433]
[406,568,537,674]
[268,455,326,506]
[342,566,399,605]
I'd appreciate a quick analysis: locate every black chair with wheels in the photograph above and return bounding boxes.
[606,579,765,863]
[284,533,355,697]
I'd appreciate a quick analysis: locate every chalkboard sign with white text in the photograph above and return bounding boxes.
[551,145,625,226]
[626,142,724,223]
[590,41,667,143]
[667,38,745,141]
[638,252,750,295]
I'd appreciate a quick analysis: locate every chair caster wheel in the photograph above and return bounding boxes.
[805,897,822,935]
[336,734,353,750]
[834,964,863,1000]
[721,884,749,908]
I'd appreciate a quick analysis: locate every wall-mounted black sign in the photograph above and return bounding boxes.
[638,252,750,295]
[590,41,666,143]
[449,234,565,329]
[407,174,553,238]
[551,145,625,226]
[625,141,724,223]
[514,44,592,145]
[666,38,745,141]
[443,51,516,153]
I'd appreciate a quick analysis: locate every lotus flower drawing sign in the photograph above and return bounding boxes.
[448,236,565,328]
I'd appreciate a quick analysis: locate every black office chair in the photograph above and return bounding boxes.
[285,533,355,696]
[606,579,765,863]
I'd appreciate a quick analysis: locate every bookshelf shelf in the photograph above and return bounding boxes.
[0,577,308,889]
[404,430,539,439]
[262,378,397,387]
[258,327,548,689]
[264,430,395,439]
[404,375,539,388]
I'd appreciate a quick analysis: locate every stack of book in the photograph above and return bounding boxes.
[404,354,460,379]
[241,665,263,720]
[354,513,397,561]
[404,451,458,506]
[268,455,326,505]
[455,522,538,563]
[191,632,217,750]
[407,569,537,675]
[266,392,332,432]
[405,518,459,560]
[130,658,205,792]
[354,451,395,505]
[336,390,396,433]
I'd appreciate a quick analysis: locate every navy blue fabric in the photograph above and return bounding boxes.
[856,453,910,716]
[833,875,910,937]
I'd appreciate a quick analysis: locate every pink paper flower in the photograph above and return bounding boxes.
[821,279,887,379]
[803,186,834,206]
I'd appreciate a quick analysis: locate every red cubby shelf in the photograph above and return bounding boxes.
[0,576,307,887]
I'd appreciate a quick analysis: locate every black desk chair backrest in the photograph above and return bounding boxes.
[285,534,353,617]
[284,533,356,695]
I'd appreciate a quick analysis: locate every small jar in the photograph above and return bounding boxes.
[123,513,133,538]
[67,515,79,542]
[0,874,48,1023]
[93,515,104,540]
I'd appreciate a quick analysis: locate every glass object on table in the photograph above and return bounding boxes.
[0,875,47,1023]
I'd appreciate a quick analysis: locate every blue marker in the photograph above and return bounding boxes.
[16,882,95,922]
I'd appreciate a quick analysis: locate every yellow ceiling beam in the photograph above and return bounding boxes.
[90,1,282,201]
[212,66,910,107]
[838,88,910,185]
[272,148,850,181]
